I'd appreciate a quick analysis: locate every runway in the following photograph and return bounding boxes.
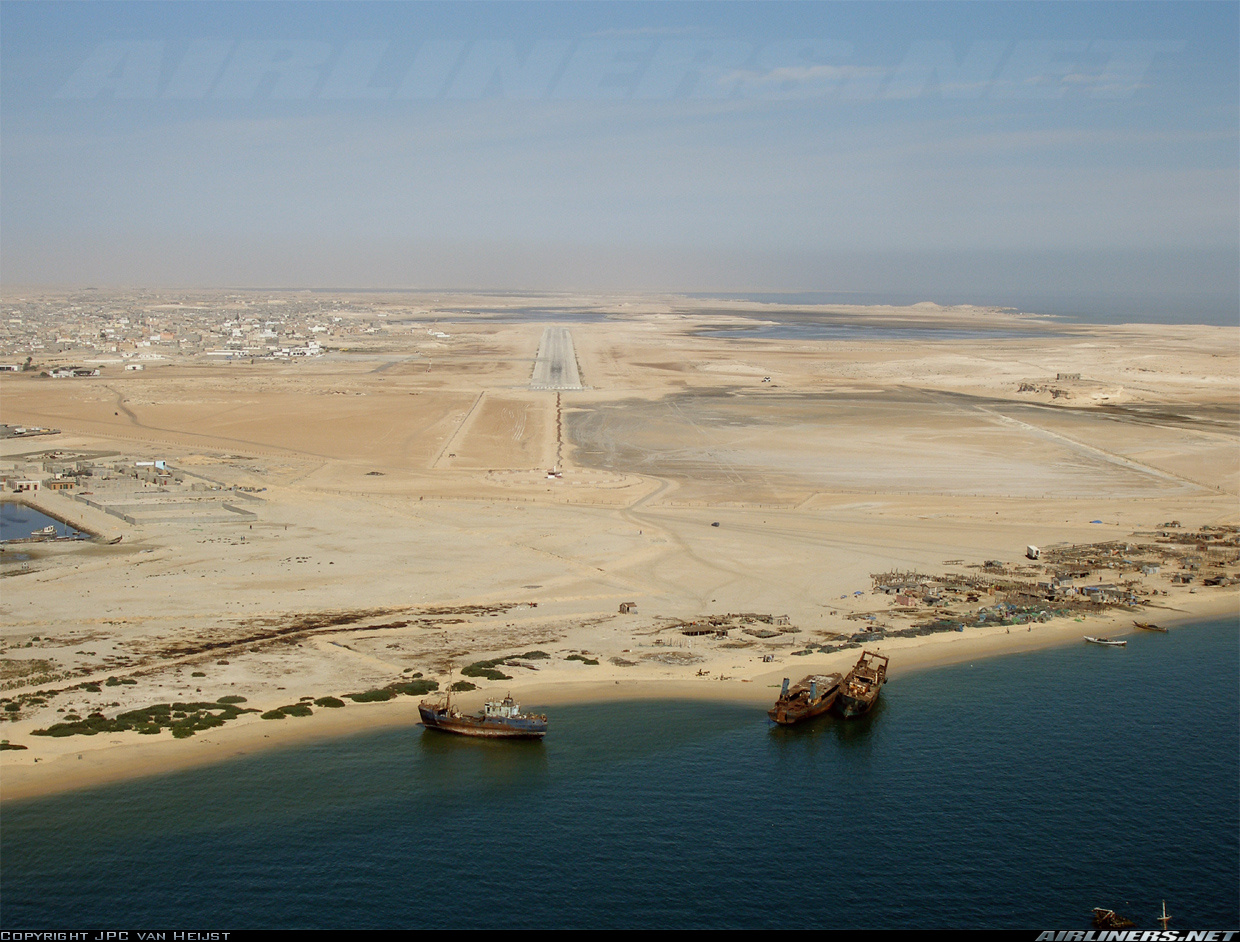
[530,326,583,390]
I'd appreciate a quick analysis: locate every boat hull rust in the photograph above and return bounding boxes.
[418,698,547,739]
[768,673,842,725]
[836,650,889,718]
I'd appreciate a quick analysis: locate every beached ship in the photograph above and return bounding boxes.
[836,651,889,718]
[1133,621,1168,633]
[1083,636,1126,647]
[419,692,547,739]
[768,672,842,725]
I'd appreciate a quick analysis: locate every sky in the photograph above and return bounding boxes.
[1,1,1237,322]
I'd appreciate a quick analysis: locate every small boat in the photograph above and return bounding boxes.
[836,651,889,718]
[1084,636,1127,647]
[30,525,56,538]
[768,673,842,725]
[1133,621,1168,632]
[419,691,547,738]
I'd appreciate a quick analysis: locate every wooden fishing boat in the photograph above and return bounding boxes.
[1083,636,1127,647]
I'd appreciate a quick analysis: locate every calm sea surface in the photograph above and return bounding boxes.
[2,618,1236,929]
[0,502,84,542]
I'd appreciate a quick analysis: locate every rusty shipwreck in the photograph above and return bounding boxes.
[836,651,889,718]
[768,673,843,725]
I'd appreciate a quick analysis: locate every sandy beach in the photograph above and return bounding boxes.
[2,292,1236,801]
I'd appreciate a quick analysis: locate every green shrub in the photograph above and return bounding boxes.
[389,680,438,697]
[460,660,512,681]
[217,695,247,704]
[314,697,345,708]
[347,689,395,703]
[277,703,313,717]
[261,710,287,720]
[191,671,206,677]
[566,654,599,665]
[449,681,477,692]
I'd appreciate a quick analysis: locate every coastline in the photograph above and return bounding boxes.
[3,300,1236,806]
[3,590,1233,803]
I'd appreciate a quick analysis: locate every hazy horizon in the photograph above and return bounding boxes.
[3,2,1237,324]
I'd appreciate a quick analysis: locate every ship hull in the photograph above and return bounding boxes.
[419,704,547,738]
[836,693,877,718]
[767,673,843,725]
[834,651,889,719]
[768,693,838,725]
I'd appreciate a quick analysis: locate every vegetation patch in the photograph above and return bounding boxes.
[346,676,440,702]
[460,659,512,681]
[566,654,599,665]
[314,697,345,708]
[449,681,477,692]
[347,688,396,703]
[0,741,27,750]
[31,700,255,739]
[388,680,438,697]
[217,695,247,704]
[458,650,550,682]
[0,658,54,680]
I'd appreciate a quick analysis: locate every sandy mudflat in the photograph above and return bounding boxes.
[1,292,1236,800]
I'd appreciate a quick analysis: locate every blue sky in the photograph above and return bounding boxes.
[2,2,1236,321]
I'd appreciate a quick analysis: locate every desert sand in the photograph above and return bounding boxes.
[1,292,1236,800]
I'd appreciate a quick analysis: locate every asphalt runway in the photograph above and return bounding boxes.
[530,326,583,390]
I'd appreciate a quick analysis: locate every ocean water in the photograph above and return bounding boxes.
[2,618,1236,929]
[0,502,84,542]
[694,322,1051,342]
[683,291,1240,327]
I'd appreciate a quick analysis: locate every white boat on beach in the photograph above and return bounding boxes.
[1083,636,1127,647]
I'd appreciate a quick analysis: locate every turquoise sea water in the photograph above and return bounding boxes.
[2,618,1236,929]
